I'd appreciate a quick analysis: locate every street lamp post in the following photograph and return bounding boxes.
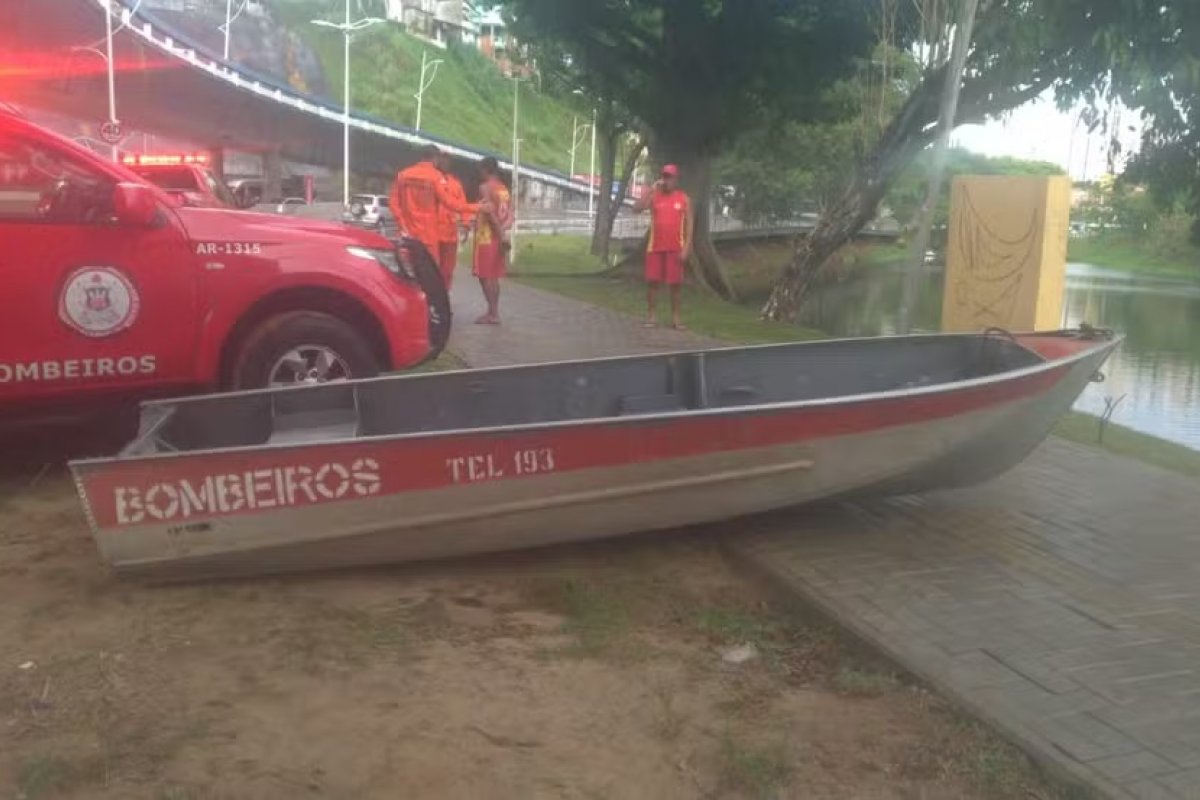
[222,0,248,61]
[104,0,118,162]
[588,106,597,222]
[312,3,383,208]
[414,50,444,131]
[571,89,598,220]
[511,74,522,264]
[569,115,592,185]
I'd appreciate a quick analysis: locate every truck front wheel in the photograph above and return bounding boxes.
[231,311,382,390]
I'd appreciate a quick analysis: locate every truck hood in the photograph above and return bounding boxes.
[173,206,392,248]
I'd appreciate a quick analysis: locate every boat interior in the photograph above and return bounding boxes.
[124,334,1050,457]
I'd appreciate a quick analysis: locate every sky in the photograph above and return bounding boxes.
[952,91,1144,181]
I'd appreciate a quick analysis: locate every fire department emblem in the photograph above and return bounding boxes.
[59,267,140,338]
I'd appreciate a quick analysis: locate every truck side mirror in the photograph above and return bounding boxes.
[113,182,160,227]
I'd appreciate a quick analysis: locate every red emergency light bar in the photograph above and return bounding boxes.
[121,153,209,167]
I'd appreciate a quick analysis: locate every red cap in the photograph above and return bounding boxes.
[661,164,679,177]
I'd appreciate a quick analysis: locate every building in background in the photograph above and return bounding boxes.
[385,0,479,48]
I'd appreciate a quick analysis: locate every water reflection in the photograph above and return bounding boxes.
[799,264,1200,451]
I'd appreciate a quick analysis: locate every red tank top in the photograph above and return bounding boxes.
[647,190,690,253]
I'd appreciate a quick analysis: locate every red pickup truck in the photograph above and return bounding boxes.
[0,111,449,427]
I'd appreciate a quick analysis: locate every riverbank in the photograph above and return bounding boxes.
[1068,232,1200,279]
[509,234,1199,476]
[1053,411,1200,478]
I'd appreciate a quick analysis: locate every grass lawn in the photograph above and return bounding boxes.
[279,19,579,175]
[1053,411,1200,478]
[1068,234,1200,280]
[510,235,823,344]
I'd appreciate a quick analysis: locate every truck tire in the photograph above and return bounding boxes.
[402,239,452,363]
[231,311,381,390]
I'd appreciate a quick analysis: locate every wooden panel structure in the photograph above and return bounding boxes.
[942,175,1072,333]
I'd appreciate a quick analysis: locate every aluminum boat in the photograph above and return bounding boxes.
[71,327,1120,580]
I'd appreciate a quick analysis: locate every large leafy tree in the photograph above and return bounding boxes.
[499,0,878,298]
[1117,2,1200,243]
[761,0,1199,319]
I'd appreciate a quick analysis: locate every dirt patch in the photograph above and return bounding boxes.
[1,470,1080,799]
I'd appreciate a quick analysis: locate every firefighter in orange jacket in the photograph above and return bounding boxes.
[389,145,477,279]
[433,151,471,289]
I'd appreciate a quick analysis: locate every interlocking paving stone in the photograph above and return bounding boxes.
[445,273,1200,799]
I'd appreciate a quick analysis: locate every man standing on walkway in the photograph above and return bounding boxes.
[472,157,513,325]
[434,151,470,289]
[389,145,477,273]
[633,164,692,329]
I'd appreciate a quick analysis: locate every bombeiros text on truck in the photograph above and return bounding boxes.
[0,110,451,427]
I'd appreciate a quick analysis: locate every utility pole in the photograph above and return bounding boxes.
[897,0,979,334]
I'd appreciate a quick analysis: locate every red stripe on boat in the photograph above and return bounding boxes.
[81,364,1068,528]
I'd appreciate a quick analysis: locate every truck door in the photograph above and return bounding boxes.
[0,130,199,408]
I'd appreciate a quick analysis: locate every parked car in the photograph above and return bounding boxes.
[343,194,393,231]
[0,110,449,427]
[276,197,308,215]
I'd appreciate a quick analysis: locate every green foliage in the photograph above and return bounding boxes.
[271,1,579,172]
[886,148,1064,228]
[500,0,878,159]
[1054,412,1200,478]
[1067,222,1200,278]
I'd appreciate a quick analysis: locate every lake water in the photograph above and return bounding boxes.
[799,263,1200,452]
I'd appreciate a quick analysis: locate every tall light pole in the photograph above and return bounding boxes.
[572,89,598,219]
[588,106,597,221]
[312,3,383,208]
[222,0,248,61]
[103,0,118,162]
[511,74,523,264]
[414,50,443,131]
[569,115,591,183]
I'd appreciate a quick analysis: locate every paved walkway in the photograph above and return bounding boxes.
[447,272,717,368]
[445,272,1200,800]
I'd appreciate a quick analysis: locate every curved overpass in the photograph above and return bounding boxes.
[1,0,584,192]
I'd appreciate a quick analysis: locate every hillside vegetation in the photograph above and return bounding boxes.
[273,2,580,173]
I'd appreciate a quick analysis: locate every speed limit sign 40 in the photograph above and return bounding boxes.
[99,120,125,145]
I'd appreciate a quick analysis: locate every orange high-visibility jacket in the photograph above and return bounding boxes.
[437,173,472,243]
[389,160,477,254]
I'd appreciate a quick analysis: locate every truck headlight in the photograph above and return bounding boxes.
[346,246,414,280]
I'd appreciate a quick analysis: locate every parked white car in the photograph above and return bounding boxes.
[343,194,394,231]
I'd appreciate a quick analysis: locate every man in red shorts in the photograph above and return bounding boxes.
[434,151,470,289]
[472,157,513,324]
[634,164,692,329]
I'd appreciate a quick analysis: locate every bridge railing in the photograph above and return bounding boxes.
[91,0,594,195]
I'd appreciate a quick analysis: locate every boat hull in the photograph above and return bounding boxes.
[71,333,1118,581]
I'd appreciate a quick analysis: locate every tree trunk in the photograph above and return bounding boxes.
[760,44,1053,322]
[897,0,978,334]
[590,107,619,257]
[597,138,645,261]
[760,65,947,321]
